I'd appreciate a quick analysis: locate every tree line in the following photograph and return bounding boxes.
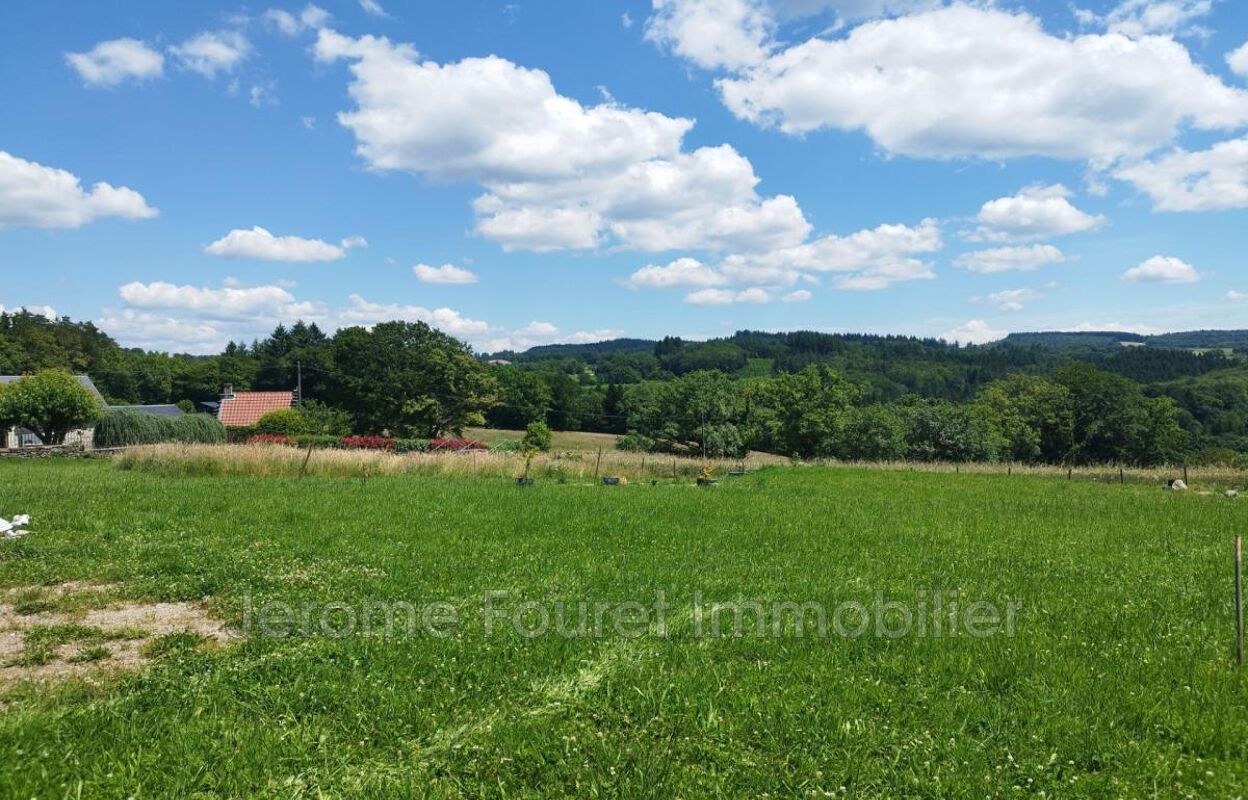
[0,309,1242,464]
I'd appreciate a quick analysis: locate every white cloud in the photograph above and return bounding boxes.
[119,280,311,319]
[645,0,773,71]
[336,294,489,337]
[359,0,388,17]
[685,287,771,305]
[107,280,612,354]
[1230,42,1248,79]
[781,289,812,302]
[1227,290,1248,301]
[65,39,164,87]
[1114,137,1248,211]
[1101,0,1213,38]
[954,244,1068,274]
[473,204,603,252]
[941,319,1007,346]
[968,185,1104,243]
[313,29,809,254]
[0,304,58,320]
[716,5,1248,161]
[205,226,365,262]
[986,287,1044,313]
[622,11,634,28]
[1123,255,1201,283]
[626,257,727,289]
[413,262,478,284]
[1069,320,1161,335]
[171,31,250,78]
[96,309,226,353]
[719,218,941,290]
[0,151,157,229]
[482,324,626,353]
[267,5,331,35]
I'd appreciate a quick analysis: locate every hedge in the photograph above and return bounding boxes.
[94,410,225,447]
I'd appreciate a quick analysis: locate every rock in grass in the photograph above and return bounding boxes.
[1168,479,1188,492]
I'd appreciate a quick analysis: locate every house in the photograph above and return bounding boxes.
[215,384,294,428]
[108,404,186,418]
[1,375,104,449]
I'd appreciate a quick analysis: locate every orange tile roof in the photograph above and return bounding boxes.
[218,392,293,427]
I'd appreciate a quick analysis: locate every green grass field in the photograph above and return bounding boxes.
[0,459,1245,797]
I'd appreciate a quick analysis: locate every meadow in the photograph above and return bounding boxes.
[0,458,1245,797]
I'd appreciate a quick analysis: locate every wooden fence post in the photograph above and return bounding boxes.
[594,448,603,479]
[1235,535,1244,668]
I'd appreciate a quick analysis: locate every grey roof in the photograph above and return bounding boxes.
[108,404,186,417]
[1,375,103,400]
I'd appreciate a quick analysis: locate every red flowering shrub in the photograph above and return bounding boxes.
[247,434,297,447]
[339,435,396,451]
[429,437,488,452]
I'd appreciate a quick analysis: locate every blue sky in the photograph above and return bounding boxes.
[1,0,1246,353]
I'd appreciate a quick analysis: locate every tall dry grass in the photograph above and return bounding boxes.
[112,444,1247,490]
[113,443,759,481]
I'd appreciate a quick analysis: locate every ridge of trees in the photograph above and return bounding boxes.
[2,310,1246,463]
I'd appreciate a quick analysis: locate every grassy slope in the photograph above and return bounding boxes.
[0,461,1245,797]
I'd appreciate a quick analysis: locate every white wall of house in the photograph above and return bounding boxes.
[3,426,95,449]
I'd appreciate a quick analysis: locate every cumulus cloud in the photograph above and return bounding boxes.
[1069,320,1162,335]
[716,5,1248,161]
[119,280,311,319]
[359,0,388,18]
[1229,42,1248,79]
[941,319,1007,346]
[626,257,726,289]
[65,39,163,87]
[645,0,773,70]
[205,227,365,262]
[0,304,58,320]
[106,279,614,354]
[96,309,227,353]
[413,263,478,284]
[986,287,1044,313]
[954,244,1068,275]
[719,218,941,290]
[1100,0,1213,38]
[1123,255,1201,283]
[967,185,1105,243]
[0,151,157,228]
[171,31,250,78]
[685,287,772,305]
[313,29,809,253]
[335,294,489,337]
[1114,137,1248,211]
[781,289,812,302]
[265,5,331,35]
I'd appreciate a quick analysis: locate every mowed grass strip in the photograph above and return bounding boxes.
[0,459,1244,797]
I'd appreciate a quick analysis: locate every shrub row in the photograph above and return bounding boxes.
[247,434,298,447]
[243,434,435,452]
[94,410,226,448]
[429,437,488,452]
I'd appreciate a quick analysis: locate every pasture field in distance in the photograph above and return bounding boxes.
[0,458,1245,797]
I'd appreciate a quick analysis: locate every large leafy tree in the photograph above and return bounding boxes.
[747,365,860,458]
[329,322,498,437]
[975,374,1074,463]
[486,367,553,429]
[0,369,104,444]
